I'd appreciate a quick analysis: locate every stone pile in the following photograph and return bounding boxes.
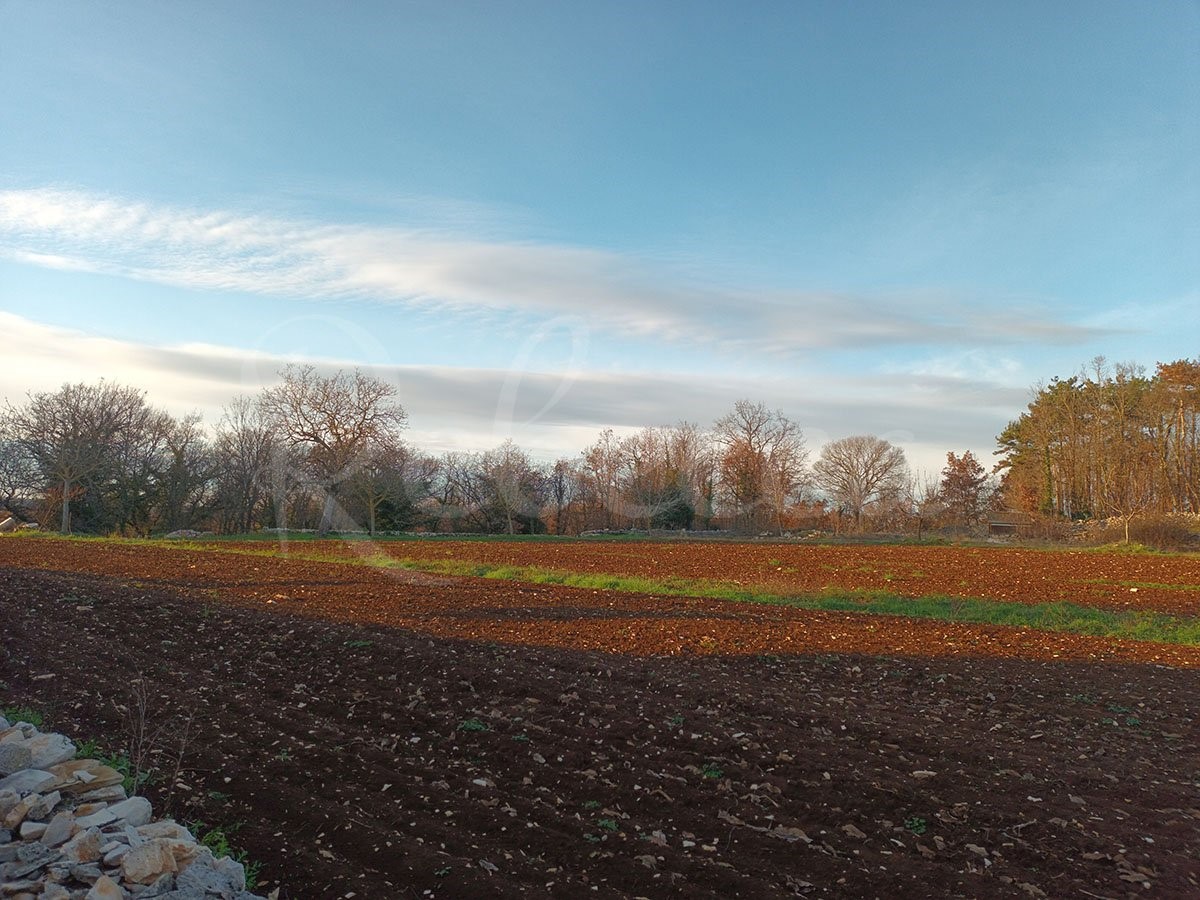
[0,714,264,900]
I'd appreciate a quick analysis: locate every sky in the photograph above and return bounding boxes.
[1,0,1197,476]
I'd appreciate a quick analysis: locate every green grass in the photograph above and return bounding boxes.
[188,820,262,891]
[904,816,928,835]
[361,555,1200,646]
[15,533,1200,647]
[73,738,105,758]
[1,705,45,727]
[99,749,154,793]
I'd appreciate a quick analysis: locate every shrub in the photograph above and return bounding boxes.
[1089,514,1198,551]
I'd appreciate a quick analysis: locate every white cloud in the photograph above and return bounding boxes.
[0,311,1014,473]
[906,349,1025,385]
[0,187,1110,356]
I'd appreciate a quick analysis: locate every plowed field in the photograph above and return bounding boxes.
[275,538,1200,617]
[1,536,1197,899]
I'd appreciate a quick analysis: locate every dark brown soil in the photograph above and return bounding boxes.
[1,537,1197,899]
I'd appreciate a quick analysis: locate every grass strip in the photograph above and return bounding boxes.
[368,557,1200,646]
[248,545,1200,646]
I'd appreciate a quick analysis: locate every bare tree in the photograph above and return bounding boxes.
[105,403,176,536]
[426,447,545,535]
[813,435,910,531]
[3,382,163,533]
[574,423,714,532]
[258,365,407,536]
[909,468,946,540]
[580,429,626,530]
[547,457,577,534]
[433,451,489,532]
[155,415,218,533]
[478,440,547,534]
[714,400,808,533]
[0,427,38,517]
[619,427,685,530]
[666,422,715,529]
[345,441,436,535]
[619,424,710,530]
[213,396,277,533]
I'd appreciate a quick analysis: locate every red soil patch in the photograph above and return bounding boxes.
[295,538,1200,617]
[1,537,1198,899]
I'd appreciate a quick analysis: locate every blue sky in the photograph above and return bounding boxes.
[1,0,1197,473]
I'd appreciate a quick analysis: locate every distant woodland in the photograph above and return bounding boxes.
[2,358,1197,542]
[996,359,1199,522]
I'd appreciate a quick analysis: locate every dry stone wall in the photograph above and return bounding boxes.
[0,714,264,900]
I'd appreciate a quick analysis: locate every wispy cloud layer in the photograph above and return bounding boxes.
[0,311,1015,469]
[0,188,1109,355]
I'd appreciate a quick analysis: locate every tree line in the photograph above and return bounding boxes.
[996,357,1200,524]
[7,357,1192,539]
[0,364,1010,537]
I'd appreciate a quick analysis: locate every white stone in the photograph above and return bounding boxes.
[0,743,33,776]
[2,794,34,829]
[69,861,103,883]
[0,788,20,818]
[60,826,103,864]
[103,797,152,828]
[73,808,117,830]
[85,874,127,900]
[211,853,247,891]
[120,838,179,884]
[134,821,194,844]
[40,810,77,848]
[0,722,35,740]
[102,843,130,866]
[0,770,56,797]
[76,785,127,804]
[27,734,75,770]
[18,820,46,840]
[178,858,241,895]
[27,789,61,821]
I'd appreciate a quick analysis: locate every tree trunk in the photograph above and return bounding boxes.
[318,492,337,536]
[61,478,71,534]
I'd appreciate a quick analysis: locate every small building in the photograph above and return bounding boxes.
[988,510,1034,537]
